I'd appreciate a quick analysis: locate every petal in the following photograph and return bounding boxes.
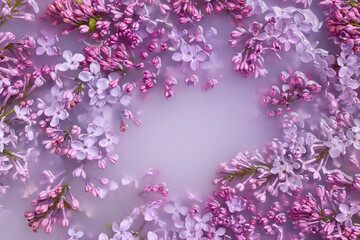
[196,52,207,61]
[98,233,109,240]
[90,61,101,73]
[190,60,199,71]
[37,36,47,46]
[36,47,46,55]
[71,140,84,150]
[47,36,56,46]
[44,107,55,116]
[96,78,110,90]
[57,62,69,72]
[339,204,350,214]
[87,146,99,157]
[73,53,85,62]
[99,138,108,147]
[62,50,73,62]
[50,115,60,127]
[79,71,93,82]
[172,52,182,61]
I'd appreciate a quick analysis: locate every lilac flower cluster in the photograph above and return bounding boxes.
[230,6,324,77]
[261,70,322,118]
[0,0,39,25]
[0,0,359,239]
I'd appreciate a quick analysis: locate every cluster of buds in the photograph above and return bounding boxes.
[141,183,169,196]
[24,184,79,233]
[261,70,321,118]
[322,0,360,49]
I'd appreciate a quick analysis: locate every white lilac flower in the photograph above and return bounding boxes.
[13,105,30,122]
[335,204,359,228]
[99,130,120,152]
[194,213,211,231]
[68,225,84,240]
[71,137,99,160]
[352,118,360,133]
[57,50,85,71]
[96,72,120,90]
[44,102,69,127]
[172,43,207,71]
[164,201,188,220]
[112,218,134,240]
[144,201,162,222]
[36,36,57,56]
[179,215,196,239]
[79,61,101,83]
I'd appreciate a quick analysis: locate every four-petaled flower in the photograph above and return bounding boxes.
[71,137,99,160]
[172,43,208,71]
[57,50,85,71]
[44,102,69,127]
[36,36,57,56]
[335,204,359,228]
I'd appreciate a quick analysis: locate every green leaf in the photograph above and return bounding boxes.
[350,2,358,8]
[88,17,96,33]
[74,0,82,3]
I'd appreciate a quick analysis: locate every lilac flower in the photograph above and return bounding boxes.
[71,137,99,160]
[288,13,312,32]
[99,130,120,152]
[44,102,69,127]
[144,201,162,222]
[249,22,263,36]
[314,55,336,82]
[172,43,207,71]
[209,227,226,240]
[179,216,196,239]
[345,130,360,150]
[112,218,134,240]
[226,196,245,213]
[341,41,354,57]
[168,27,184,43]
[164,201,188,220]
[79,62,101,83]
[36,36,57,56]
[270,160,290,179]
[337,56,356,77]
[96,72,120,90]
[68,225,84,240]
[288,172,303,188]
[0,130,11,151]
[256,24,282,44]
[324,136,345,158]
[194,213,211,231]
[334,77,359,91]
[335,204,359,228]
[14,105,30,123]
[278,29,298,51]
[57,50,85,71]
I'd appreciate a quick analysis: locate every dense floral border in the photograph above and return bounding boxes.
[1,0,360,239]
